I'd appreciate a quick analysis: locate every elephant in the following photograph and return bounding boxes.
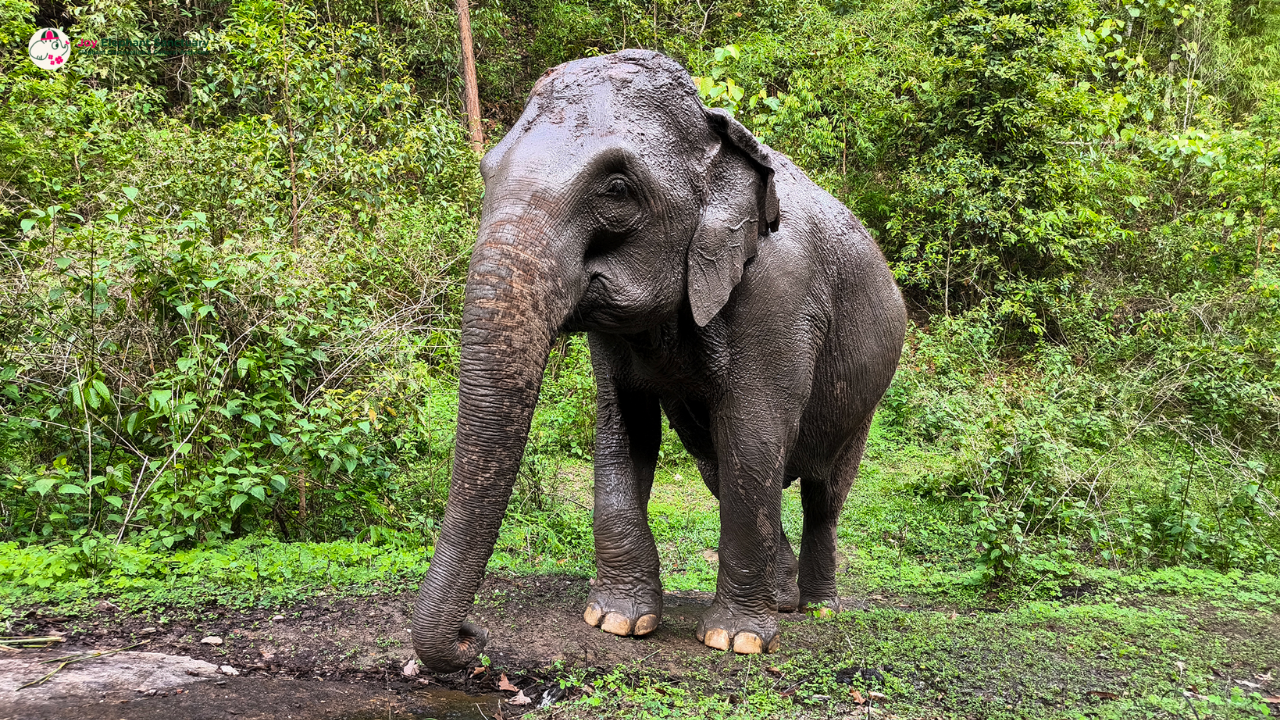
[412,49,906,671]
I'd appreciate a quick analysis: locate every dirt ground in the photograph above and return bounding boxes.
[6,571,1278,720]
[0,573,765,720]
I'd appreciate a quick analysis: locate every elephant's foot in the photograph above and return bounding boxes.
[695,600,780,654]
[583,581,662,637]
[800,594,843,618]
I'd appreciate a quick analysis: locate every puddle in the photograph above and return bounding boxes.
[334,689,504,720]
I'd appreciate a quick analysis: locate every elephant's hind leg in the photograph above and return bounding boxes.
[777,528,800,612]
[584,361,664,638]
[797,415,872,614]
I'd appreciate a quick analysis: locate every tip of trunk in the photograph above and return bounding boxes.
[412,619,489,673]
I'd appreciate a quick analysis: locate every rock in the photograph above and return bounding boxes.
[220,665,240,676]
[0,652,219,710]
[200,636,223,646]
[271,615,285,621]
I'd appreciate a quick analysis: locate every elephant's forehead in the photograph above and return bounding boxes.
[499,100,696,180]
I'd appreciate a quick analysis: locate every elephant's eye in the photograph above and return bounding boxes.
[602,177,630,199]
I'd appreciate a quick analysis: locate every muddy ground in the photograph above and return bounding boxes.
[2,573,816,720]
[5,572,1278,720]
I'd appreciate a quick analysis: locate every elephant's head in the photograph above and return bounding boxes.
[411,49,779,671]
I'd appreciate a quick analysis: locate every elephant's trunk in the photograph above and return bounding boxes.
[412,207,576,671]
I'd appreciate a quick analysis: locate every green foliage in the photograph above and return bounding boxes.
[0,0,1277,594]
[0,536,431,611]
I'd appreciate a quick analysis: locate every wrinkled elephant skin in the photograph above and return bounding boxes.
[412,50,907,670]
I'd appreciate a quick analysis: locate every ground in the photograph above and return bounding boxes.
[4,563,1279,718]
[3,441,1279,719]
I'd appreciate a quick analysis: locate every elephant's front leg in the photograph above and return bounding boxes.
[696,414,793,654]
[583,371,663,637]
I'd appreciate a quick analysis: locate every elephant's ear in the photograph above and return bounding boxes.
[687,108,780,327]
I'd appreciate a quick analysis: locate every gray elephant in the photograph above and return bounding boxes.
[412,50,906,670]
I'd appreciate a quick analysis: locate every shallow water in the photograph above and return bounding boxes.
[333,688,504,719]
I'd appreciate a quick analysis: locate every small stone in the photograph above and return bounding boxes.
[272,615,284,621]
[200,636,223,646]
[139,627,157,634]
[220,665,240,676]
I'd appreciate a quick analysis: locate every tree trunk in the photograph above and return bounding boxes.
[456,0,483,155]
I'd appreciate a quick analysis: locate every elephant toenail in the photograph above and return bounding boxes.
[703,627,731,651]
[634,614,659,636]
[583,604,604,627]
[601,612,633,636]
[732,632,763,654]
[766,634,781,652]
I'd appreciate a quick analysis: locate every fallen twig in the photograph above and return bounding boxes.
[18,641,148,690]
[0,636,66,649]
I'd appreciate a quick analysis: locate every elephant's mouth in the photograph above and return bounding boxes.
[563,272,614,332]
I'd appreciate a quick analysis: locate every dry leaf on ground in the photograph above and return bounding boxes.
[498,673,519,692]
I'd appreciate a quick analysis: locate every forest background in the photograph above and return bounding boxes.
[1,0,1278,606]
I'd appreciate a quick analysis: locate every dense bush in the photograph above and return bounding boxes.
[1,0,1276,583]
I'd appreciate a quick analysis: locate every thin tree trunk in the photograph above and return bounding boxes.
[456,0,483,155]
[282,19,300,248]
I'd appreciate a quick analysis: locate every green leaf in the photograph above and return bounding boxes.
[249,485,266,502]
[92,379,111,406]
[123,187,139,201]
[230,493,248,512]
[59,483,87,495]
[243,413,261,428]
[32,478,57,495]
[104,495,124,508]
[55,257,73,270]
[150,389,172,409]
[21,219,37,233]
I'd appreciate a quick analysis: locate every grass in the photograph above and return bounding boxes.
[545,597,1279,719]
